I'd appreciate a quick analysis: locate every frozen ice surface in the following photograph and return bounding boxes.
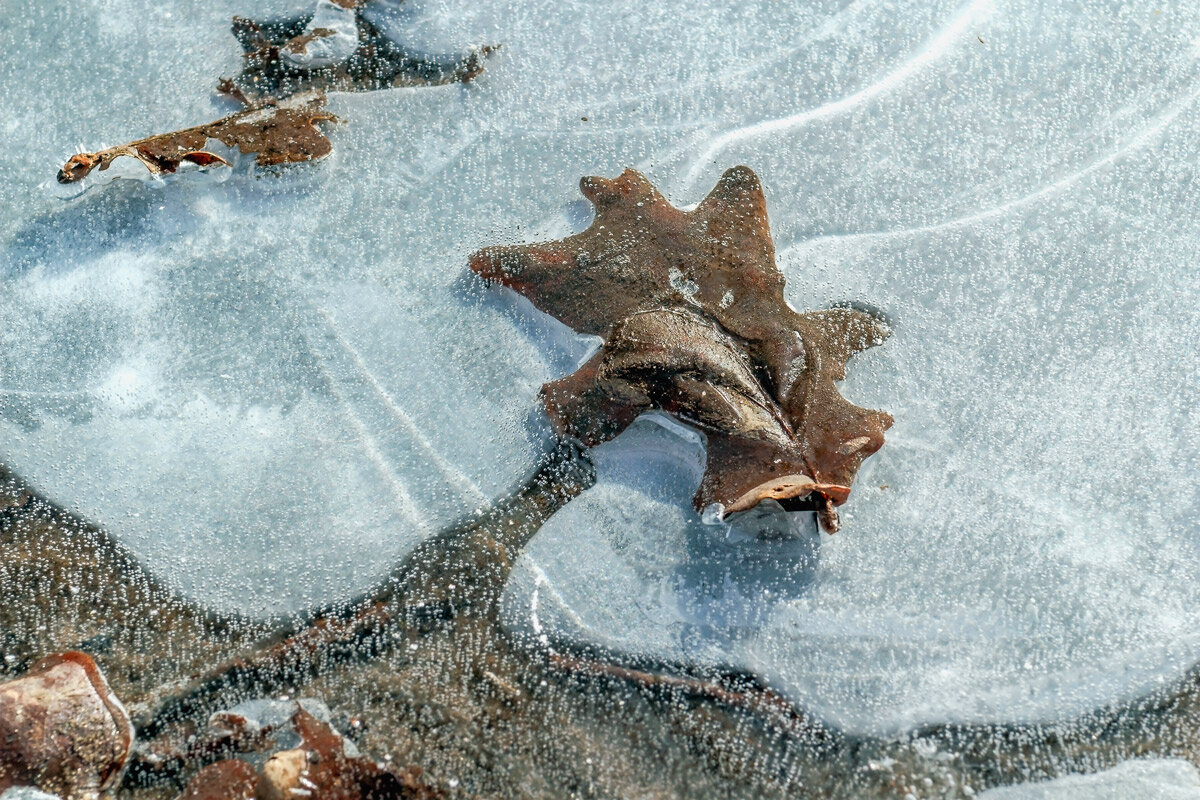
[361,0,490,60]
[282,0,360,69]
[0,789,63,800]
[217,697,333,731]
[2,0,1199,729]
[0,0,964,617]
[490,0,1200,733]
[978,759,1200,800]
[0,0,602,616]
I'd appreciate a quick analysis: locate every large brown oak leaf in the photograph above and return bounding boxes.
[471,166,891,532]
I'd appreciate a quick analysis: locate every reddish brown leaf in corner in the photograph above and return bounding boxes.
[57,91,337,184]
[470,166,892,532]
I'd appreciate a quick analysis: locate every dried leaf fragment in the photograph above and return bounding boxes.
[0,652,133,800]
[225,5,494,104]
[471,166,892,532]
[57,92,336,184]
[176,707,443,800]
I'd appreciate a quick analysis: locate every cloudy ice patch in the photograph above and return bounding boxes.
[980,760,1200,800]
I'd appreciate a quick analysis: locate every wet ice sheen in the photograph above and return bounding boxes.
[0,0,1198,736]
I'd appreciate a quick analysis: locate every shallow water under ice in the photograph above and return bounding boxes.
[1,0,1199,750]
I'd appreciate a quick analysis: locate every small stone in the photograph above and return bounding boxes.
[0,652,133,800]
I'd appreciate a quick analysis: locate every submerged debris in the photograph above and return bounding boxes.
[226,1,494,104]
[0,652,133,800]
[56,92,336,185]
[176,702,444,800]
[55,1,495,188]
[471,166,892,532]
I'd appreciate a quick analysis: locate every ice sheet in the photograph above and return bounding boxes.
[491,0,1200,732]
[0,0,975,615]
[2,0,1199,731]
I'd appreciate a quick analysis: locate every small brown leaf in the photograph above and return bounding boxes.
[56,92,336,184]
[471,166,892,532]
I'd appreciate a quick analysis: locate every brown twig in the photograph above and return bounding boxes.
[547,652,831,745]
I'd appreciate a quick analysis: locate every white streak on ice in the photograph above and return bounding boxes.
[781,79,1200,257]
[313,307,488,505]
[681,0,995,190]
[296,315,427,530]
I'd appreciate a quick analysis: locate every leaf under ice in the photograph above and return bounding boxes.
[471,166,892,531]
[56,0,496,187]
[225,1,493,104]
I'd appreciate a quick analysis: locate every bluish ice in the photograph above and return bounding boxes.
[1,0,1199,746]
[978,759,1200,800]
[495,0,1200,734]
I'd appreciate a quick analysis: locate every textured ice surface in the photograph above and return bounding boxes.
[2,0,1200,728]
[0,0,995,617]
[0,0,601,616]
[978,759,1200,800]
[491,0,1200,733]
[218,696,333,730]
[361,0,489,60]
